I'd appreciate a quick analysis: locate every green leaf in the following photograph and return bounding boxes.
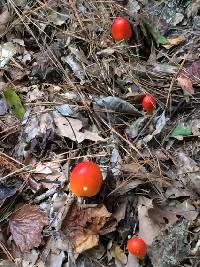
[143,20,169,47]
[4,87,25,119]
[171,125,192,138]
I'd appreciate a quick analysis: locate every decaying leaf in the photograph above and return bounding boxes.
[63,55,86,84]
[177,151,200,194]
[0,183,17,202]
[62,203,116,253]
[163,35,186,49]
[138,197,160,246]
[111,243,127,266]
[0,97,8,115]
[177,60,200,94]
[53,111,105,143]
[177,74,194,94]
[94,96,141,116]
[0,42,20,67]
[34,161,65,189]
[9,204,48,252]
[110,147,122,176]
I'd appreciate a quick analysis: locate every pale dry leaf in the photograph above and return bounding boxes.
[74,234,99,254]
[0,7,9,23]
[177,75,194,94]
[138,197,160,246]
[62,203,116,253]
[113,199,127,222]
[187,0,200,17]
[163,35,186,49]
[0,42,20,67]
[9,205,48,252]
[111,244,127,265]
[177,151,200,194]
[34,161,65,189]
[168,200,198,221]
[125,252,140,267]
[111,148,122,176]
[177,60,200,95]
[53,111,105,143]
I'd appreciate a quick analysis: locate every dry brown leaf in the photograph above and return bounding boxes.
[53,111,105,143]
[62,203,116,253]
[111,244,127,265]
[163,35,186,49]
[177,60,200,95]
[9,205,48,252]
[177,75,194,94]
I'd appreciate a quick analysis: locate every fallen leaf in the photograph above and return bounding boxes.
[110,147,122,176]
[48,10,68,26]
[170,124,192,140]
[55,104,75,117]
[113,198,127,222]
[53,111,105,143]
[9,204,48,252]
[177,74,194,94]
[143,20,168,47]
[125,252,140,267]
[138,197,160,246]
[177,60,200,94]
[4,87,25,119]
[168,200,198,221]
[63,55,85,84]
[187,0,200,17]
[62,203,116,253]
[177,151,200,194]
[163,35,186,49]
[34,161,65,189]
[111,244,127,265]
[0,98,8,115]
[0,183,17,202]
[0,42,19,67]
[94,96,141,116]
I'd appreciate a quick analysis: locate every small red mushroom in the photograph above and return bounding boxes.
[112,17,133,41]
[127,236,147,258]
[142,95,157,110]
[70,161,103,197]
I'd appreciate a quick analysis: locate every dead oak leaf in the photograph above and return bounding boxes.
[9,205,48,252]
[62,203,116,253]
[53,111,105,143]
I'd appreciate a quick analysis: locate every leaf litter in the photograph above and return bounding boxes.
[0,0,199,266]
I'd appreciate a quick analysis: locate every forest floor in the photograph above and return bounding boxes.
[0,0,200,266]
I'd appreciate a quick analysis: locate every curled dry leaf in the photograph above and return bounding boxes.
[9,204,48,252]
[62,203,116,253]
